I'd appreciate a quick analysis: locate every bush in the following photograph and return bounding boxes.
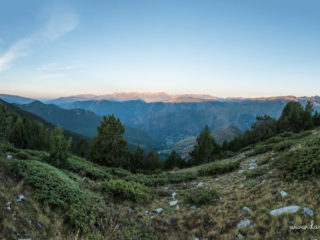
[68,202,101,233]
[65,156,113,180]
[272,140,293,152]
[184,187,219,205]
[102,179,152,202]
[198,161,240,176]
[278,138,320,181]
[253,144,273,155]
[10,159,99,208]
[245,167,268,179]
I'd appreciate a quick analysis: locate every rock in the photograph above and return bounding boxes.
[155,208,163,214]
[128,208,133,213]
[6,201,11,205]
[190,205,197,210]
[219,196,223,201]
[18,239,32,240]
[37,223,43,228]
[269,205,300,216]
[7,206,11,211]
[240,184,244,188]
[82,177,86,181]
[238,170,244,174]
[261,180,267,185]
[164,186,169,190]
[269,171,273,174]
[169,200,178,206]
[194,238,200,240]
[172,192,177,198]
[280,190,287,197]
[7,155,12,160]
[145,210,151,215]
[237,218,251,228]
[242,206,251,212]
[303,207,314,217]
[249,160,257,170]
[17,195,24,202]
[218,209,222,213]
[197,182,204,187]
[176,204,180,209]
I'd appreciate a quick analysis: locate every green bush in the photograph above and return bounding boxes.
[272,140,293,152]
[253,144,273,155]
[68,202,101,233]
[184,187,219,205]
[278,138,320,181]
[198,161,240,176]
[10,159,99,208]
[245,167,268,179]
[102,179,152,202]
[65,156,113,180]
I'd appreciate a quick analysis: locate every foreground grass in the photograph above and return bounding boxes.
[1,129,320,239]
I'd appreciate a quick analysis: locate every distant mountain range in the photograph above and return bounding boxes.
[2,93,320,151]
[0,94,35,104]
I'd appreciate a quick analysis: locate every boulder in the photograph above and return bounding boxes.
[197,182,204,187]
[261,180,267,185]
[17,195,24,202]
[237,218,251,228]
[7,155,12,160]
[155,208,163,214]
[172,192,177,198]
[190,205,197,210]
[242,206,251,212]
[303,207,314,217]
[280,190,287,197]
[169,200,178,206]
[269,206,300,216]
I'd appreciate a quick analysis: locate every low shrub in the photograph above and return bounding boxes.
[68,202,102,233]
[245,167,268,179]
[184,187,219,205]
[102,179,152,202]
[278,138,320,181]
[253,144,273,155]
[198,161,240,176]
[272,140,293,152]
[10,159,99,208]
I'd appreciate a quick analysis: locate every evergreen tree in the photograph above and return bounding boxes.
[9,117,27,148]
[73,138,89,158]
[164,150,185,170]
[90,114,129,168]
[302,101,314,130]
[49,126,72,167]
[314,111,320,126]
[278,102,304,132]
[143,148,160,171]
[189,125,220,165]
[132,145,144,172]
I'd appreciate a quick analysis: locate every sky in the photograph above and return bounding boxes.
[0,0,320,98]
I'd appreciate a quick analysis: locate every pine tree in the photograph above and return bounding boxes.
[189,125,220,165]
[49,126,72,167]
[278,102,304,132]
[90,114,129,168]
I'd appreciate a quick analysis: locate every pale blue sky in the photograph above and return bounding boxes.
[0,0,320,98]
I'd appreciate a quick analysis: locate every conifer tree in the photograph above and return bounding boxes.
[49,126,72,167]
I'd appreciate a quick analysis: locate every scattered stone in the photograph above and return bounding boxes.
[190,205,197,210]
[238,170,244,174]
[176,204,180,209]
[261,180,267,185]
[155,208,163,214]
[269,171,273,174]
[249,160,257,170]
[219,196,223,201]
[128,208,133,213]
[17,195,24,202]
[194,238,200,240]
[37,223,43,228]
[237,218,251,228]
[172,192,177,198]
[6,201,11,205]
[197,182,204,187]
[7,155,12,160]
[28,219,32,224]
[215,178,219,181]
[218,210,222,213]
[145,210,151,216]
[18,239,32,240]
[269,206,300,216]
[303,207,314,217]
[242,206,251,212]
[82,177,86,181]
[169,200,178,206]
[280,190,287,197]
[7,206,11,211]
[164,186,169,190]
[240,184,244,188]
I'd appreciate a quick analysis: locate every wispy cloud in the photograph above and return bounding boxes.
[36,63,76,72]
[0,9,78,73]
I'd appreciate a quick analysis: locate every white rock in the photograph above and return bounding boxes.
[237,218,251,228]
[242,206,251,212]
[218,209,222,213]
[7,155,13,160]
[6,201,11,205]
[269,206,300,216]
[145,210,151,215]
[280,190,287,197]
[240,184,244,188]
[197,182,204,187]
[238,170,244,174]
[164,186,169,190]
[219,197,223,201]
[303,207,314,217]
[17,195,24,202]
[176,204,180,209]
[237,233,244,239]
[172,192,177,198]
[169,200,178,206]
[7,206,11,211]
[128,208,133,213]
[261,180,267,185]
[269,171,273,174]
[155,208,163,214]
[194,238,200,240]
[18,239,32,240]
[190,205,197,210]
